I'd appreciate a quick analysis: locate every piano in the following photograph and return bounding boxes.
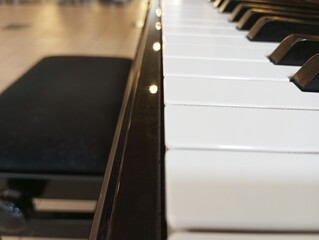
[90,0,319,239]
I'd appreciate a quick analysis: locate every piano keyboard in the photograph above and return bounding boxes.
[162,0,319,239]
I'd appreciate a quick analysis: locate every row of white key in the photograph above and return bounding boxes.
[164,44,273,62]
[163,57,298,81]
[170,233,319,240]
[164,34,278,48]
[162,0,319,239]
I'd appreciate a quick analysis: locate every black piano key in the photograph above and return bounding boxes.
[247,16,319,42]
[291,53,319,92]
[229,3,319,22]
[237,9,319,30]
[213,0,226,8]
[229,3,274,22]
[269,34,319,66]
[219,0,319,13]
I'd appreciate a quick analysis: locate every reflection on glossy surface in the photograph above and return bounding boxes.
[97,0,164,238]
[149,84,158,94]
[153,42,161,51]
[155,7,162,17]
[155,21,161,30]
[134,20,145,29]
[0,0,147,93]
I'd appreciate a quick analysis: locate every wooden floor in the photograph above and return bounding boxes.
[0,0,147,239]
[0,0,147,94]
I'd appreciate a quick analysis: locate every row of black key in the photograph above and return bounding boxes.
[210,0,319,92]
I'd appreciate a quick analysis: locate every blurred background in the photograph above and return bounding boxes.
[0,0,147,94]
[0,0,148,239]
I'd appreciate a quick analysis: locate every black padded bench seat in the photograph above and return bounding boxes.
[0,56,132,175]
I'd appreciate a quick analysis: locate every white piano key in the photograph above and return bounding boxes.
[163,26,246,37]
[166,150,319,230]
[163,9,229,19]
[163,44,270,61]
[163,2,214,7]
[163,11,229,19]
[163,3,209,8]
[169,232,319,240]
[163,4,214,8]
[164,77,319,110]
[162,4,225,12]
[165,105,319,153]
[163,34,278,48]
[162,20,235,28]
[163,0,211,6]
[164,58,298,81]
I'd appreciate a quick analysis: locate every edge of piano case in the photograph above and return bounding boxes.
[89,0,165,239]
